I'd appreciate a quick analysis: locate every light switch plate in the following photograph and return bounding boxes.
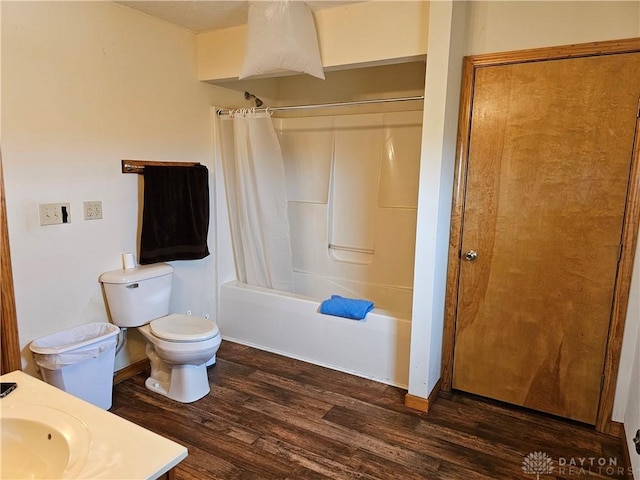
[39,203,70,225]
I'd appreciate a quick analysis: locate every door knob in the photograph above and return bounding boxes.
[464,250,478,261]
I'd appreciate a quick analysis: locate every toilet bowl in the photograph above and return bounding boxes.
[138,314,221,403]
[99,263,221,403]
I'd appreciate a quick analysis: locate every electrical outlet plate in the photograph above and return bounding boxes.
[83,201,103,220]
[39,203,70,225]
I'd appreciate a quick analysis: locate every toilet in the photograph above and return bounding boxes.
[99,263,221,403]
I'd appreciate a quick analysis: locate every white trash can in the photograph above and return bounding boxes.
[30,322,120,409]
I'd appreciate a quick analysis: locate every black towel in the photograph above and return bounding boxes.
[139,165,210,264]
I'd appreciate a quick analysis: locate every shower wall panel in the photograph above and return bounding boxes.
[277,116,334,204]
[331,114,383,259]
[275,110,422,316]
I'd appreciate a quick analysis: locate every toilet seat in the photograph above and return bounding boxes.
[150,314,219,342]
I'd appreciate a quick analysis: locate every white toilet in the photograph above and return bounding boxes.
[99,263,221,403]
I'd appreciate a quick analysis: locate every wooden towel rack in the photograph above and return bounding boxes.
[121,159,201,174]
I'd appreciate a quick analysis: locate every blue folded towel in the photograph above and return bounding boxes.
[319,295,374,320]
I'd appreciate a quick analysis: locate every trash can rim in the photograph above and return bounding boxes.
[29,322,120,355]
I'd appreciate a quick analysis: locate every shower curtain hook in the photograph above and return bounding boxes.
[265,107,273,116]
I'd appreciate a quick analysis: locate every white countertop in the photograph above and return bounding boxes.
[0,370,188,479]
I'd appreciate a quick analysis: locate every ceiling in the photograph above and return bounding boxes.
[115,1,361,33]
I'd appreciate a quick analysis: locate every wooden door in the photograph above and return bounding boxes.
[450,47,640,425]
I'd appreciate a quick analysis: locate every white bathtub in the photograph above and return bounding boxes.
[218,281,411,388]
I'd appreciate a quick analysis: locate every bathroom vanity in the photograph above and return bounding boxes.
[0,370,187,479]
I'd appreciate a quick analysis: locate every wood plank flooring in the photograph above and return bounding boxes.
[111,341,631,479]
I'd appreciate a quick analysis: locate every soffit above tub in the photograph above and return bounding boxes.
[196,1,429,82]
[114,1,363,34]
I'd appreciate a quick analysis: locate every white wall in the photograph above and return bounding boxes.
[617,243,640,415]
[1,1,243,375]
[625,321,640,478]
[0,4,2,143]
[464,0,639,54]
[407,0,469,398]
[619,241,640,478]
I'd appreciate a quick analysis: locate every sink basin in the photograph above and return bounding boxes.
[1,371,187,479]
[1,404,91,479]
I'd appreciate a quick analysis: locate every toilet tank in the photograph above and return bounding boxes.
[99,263,174,328]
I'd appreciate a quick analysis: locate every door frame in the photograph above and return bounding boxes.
[441,37,640,434]
[1,151,22,374]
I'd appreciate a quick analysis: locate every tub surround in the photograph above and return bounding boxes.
[0,370,187,479]
[276,110,422,317]
[214,109,419,388]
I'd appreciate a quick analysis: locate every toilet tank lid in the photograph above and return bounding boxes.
[99,263,174,284]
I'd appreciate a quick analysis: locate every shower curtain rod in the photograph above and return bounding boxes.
[216,95,424,116]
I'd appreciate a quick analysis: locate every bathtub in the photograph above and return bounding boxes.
[218,281,411,388]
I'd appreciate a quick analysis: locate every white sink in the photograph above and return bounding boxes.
[0,404,91,479]
[1,371,187,479]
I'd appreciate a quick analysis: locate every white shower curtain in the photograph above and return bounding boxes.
[217,110,294,292]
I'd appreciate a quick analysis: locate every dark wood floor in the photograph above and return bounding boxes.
[112,341,630,479]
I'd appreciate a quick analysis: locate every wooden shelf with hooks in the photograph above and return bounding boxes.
[121,159,201,174]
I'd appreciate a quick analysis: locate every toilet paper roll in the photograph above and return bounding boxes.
[122,252,136,270]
